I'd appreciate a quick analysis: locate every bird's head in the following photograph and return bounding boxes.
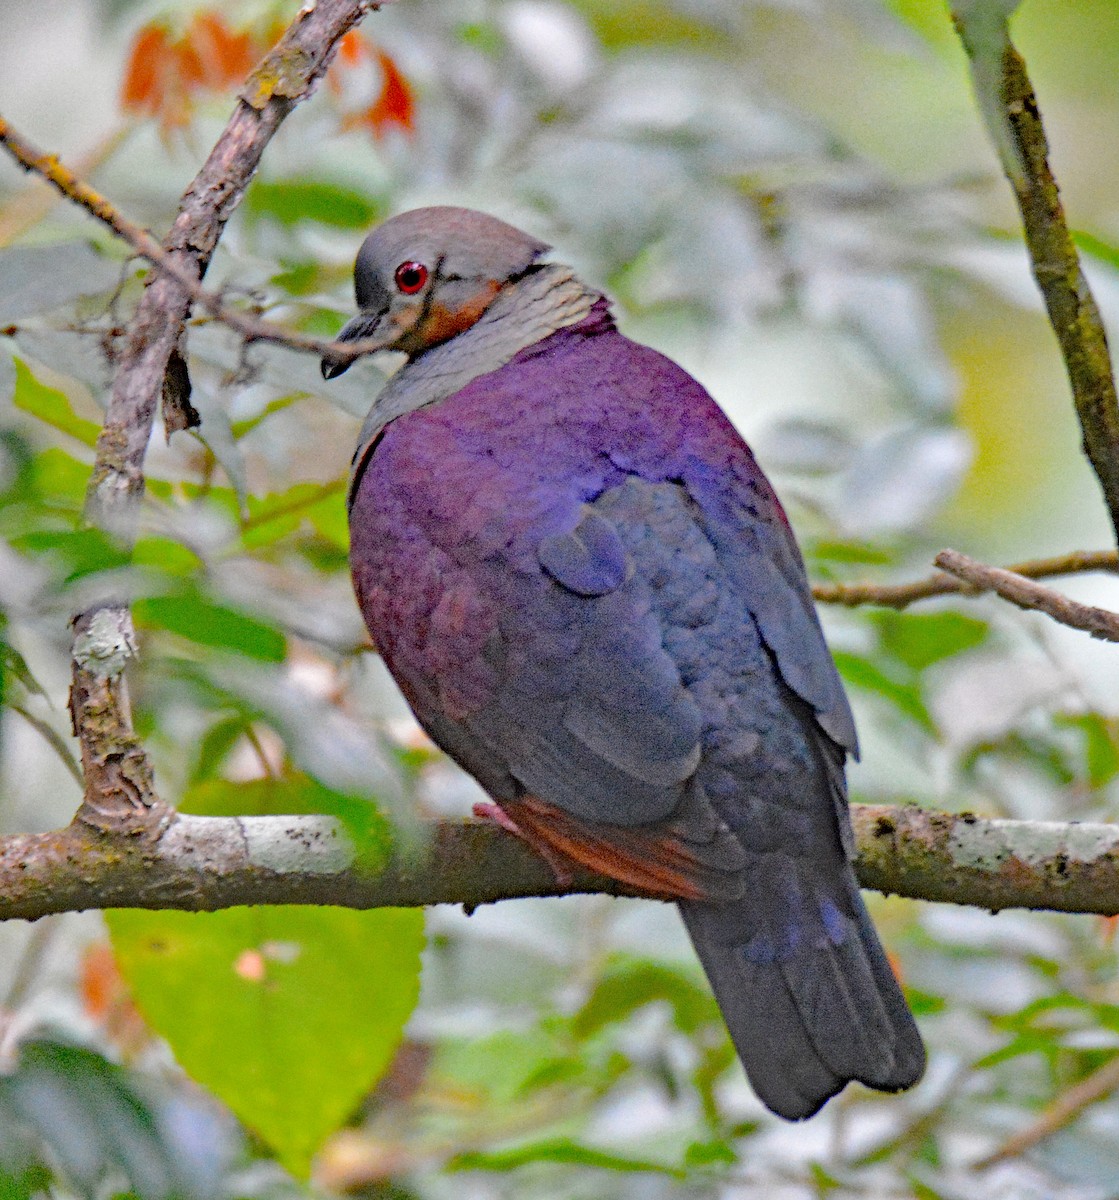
[321,206,550,379]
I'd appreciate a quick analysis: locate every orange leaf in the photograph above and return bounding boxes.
[176,37,207,90]
[342,47,416,140]
[79,942,120,1021]
[79,942,151,1058]
[120,24,173,114]
[187,12,256,88]
[370,48,416,138]
[336,29,371,67]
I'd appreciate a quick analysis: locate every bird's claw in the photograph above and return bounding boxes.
[472,801,574,888]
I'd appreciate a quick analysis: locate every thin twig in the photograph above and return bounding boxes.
[974,1053,1119,1170]
[953,12,1119,547]
[0,127,130,247]
[935,548,1119,642]
[812,548,1119,609]
[0,112,383,376]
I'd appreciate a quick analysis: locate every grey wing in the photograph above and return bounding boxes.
[418,476,750,899]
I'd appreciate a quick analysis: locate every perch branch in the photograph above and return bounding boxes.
[954,11,1119,546]
[812,548,1118,609]
[934,548,1119,642]
[3,805,1119,923]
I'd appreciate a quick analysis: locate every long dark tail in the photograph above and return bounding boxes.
[679,856,925,1120]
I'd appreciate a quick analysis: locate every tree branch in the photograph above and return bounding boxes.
[811,548,1118,609]
[934,548,1119,641]
[3,805,1119,923]
[29,0,377,837]
[0,111,390,373]
[973,1052,1119,1169]
[953,10,1119,547]
[81,0,375,544]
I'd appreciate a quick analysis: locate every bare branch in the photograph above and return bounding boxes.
[934,548,1119,641]
[3,806,1119,923]
[973,1053,1119,1169]
[82,0,375,545]
[0,111,389,370]
[953,12,1119,547]
[45,0,377,834]
[812,548,1119,609]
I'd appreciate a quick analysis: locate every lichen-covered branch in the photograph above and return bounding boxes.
[812,548,1118,609]
[47,0,375,836]
[850,804,1119,915]
[953,9,1119,547]
[84,0,374,542]
[934,548,1119,641]
[2,806,1119,923]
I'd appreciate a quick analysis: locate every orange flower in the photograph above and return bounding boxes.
[364,47,416,139]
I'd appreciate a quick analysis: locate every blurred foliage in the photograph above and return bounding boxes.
[3,0,1119,1196]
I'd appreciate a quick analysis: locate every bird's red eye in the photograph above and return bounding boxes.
[394,261,428,294]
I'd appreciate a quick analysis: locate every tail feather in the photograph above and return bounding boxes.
[679,860,925,1120]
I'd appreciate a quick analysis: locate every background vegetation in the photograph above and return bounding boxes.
[3,0,1119,1195]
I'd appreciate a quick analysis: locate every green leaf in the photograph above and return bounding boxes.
[241,481,346,551]
[106,904,424,1177]
[270,261,324,296]
[12,358,100,447]
[188,716,251,785]
[229,396,297,440]
[574,955,716,1039]
[808,1161,844,1193]
[832,651,933,730]
[29,448,94,510]
[881,0,959,52]
[132,536,203,578]
[1057,712,1119,788]
[905,988,947,1017]
[684,1138,737,1169]
[15,527,130,581]
[435,1030,567,1107]
[0,639,46,702]
[244,179,384,230]
[871,610,990,672]
[565,0,724,51]
[133,591,286,662]
[0,1039,232,1200]
[1073,229,1119,274]
[807,539,896,568]
[447,1137,687,1179]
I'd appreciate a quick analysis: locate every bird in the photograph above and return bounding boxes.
[322,205,926,1120]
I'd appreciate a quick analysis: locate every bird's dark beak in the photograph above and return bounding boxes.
[321,311,390,380]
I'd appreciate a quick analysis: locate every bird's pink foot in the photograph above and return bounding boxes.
[472,801,574,887]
